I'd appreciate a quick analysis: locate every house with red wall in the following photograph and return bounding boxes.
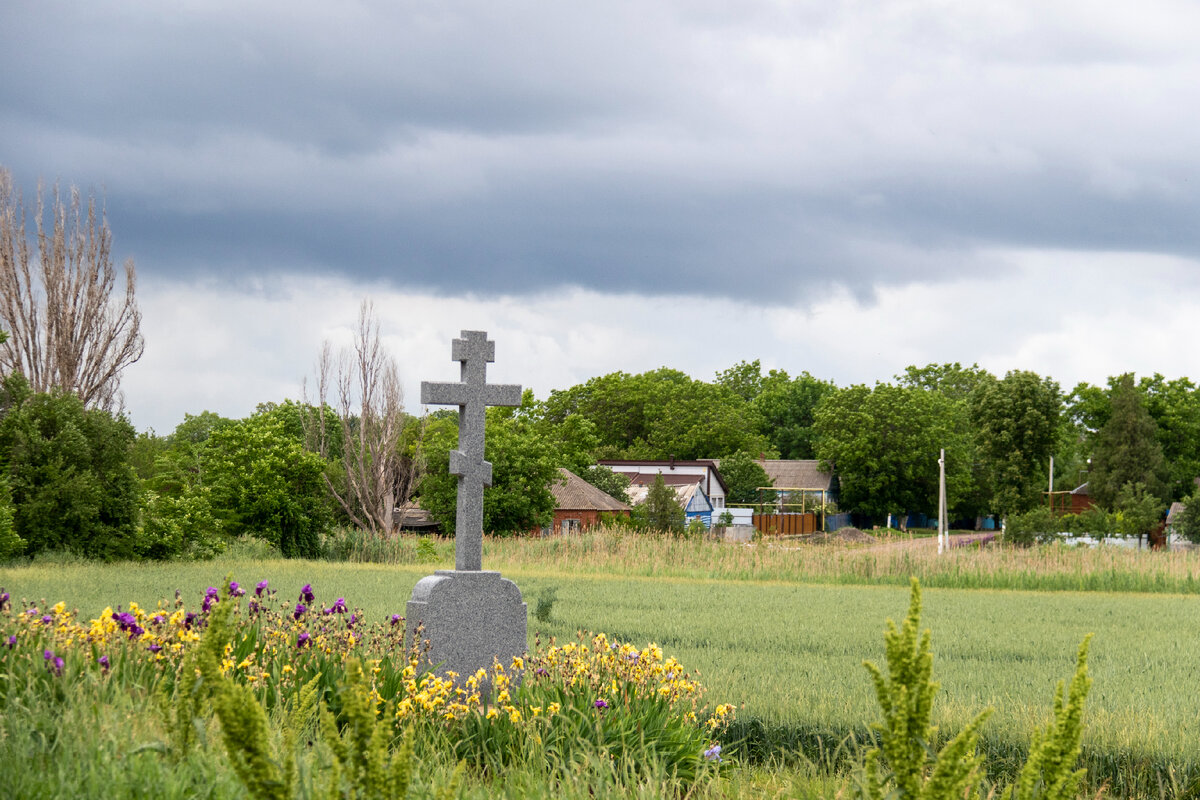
[541,468,632,535]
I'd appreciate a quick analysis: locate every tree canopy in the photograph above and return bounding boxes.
[1087,373,1167,509]
[814,383,970,519]
[970,370,1062,517]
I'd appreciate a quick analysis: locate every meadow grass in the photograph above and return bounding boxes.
[483,527,1200,594]
[4,546,1198,797]
[312,525,1200,594]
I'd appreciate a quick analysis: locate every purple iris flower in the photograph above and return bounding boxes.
[51,657,64,676]
[183,612,197,629]
[43,649,53,661]
[228,582,245,597]
[98,655,109,672]
[148,643,162,654]
[294,603,307,620]
[297,631,311,648]
[6,635,15,649]
[299,584,315,604]
[332,598,347,614]
[704,744,722,762]
[593,699,609,709]
[248,600,259,614]
[390,614,402,626]
[255,580,269,597]
[41,614,53,625]
[26,608,37,616]
[347,613,358,628]
[0,590,9,607]
[201,588,219,613]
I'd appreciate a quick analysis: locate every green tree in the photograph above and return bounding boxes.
[643,473,684,533]
[1137,374,1200,501]
[714,359,765,403]
[543,368,769,460]
[899,364,994,522]
[202,409,330,558]
[419,392,560,536]
[718,450,773,505]
[0,372,140,559]
[1113,481,1166,544]
[751,369,836,459]
[897,362,995,402]
[1171,486,1200,544]
[1088,374,1167,509]
[970,370,1062,517]
[0,468,22,559]
[577,465,631,505]
[814,384,969,520]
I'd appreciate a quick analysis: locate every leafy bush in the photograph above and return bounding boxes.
[1172,488,1200,544]
[138,487,224,560]
[1003,506,1060,546]
[203,412,330,558]
[0,471,22,560]
[0,373,140,560]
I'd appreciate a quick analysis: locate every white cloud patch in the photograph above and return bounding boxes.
[123,252,1200,433]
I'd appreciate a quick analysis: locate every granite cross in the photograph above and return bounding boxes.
[421,330,522,571]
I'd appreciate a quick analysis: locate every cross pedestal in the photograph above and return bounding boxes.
[406,331,526,687]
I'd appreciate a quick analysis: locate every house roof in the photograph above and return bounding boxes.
[550,468,632,512]
[597,459,729,494]
[625,480,707,510]
[626,472,704,487]
[753,459,836,491]
[1071,482,1090,496]
[1168,501,1186,525]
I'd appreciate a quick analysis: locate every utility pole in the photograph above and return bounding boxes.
[937,448,947,554]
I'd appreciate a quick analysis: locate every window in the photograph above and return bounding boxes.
[562,518,582,534]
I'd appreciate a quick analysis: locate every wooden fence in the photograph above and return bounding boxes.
[752,512,819,536]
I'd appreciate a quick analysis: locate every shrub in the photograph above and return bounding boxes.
[0,373,140,560]
[0,471,22,560]
[1004,506,1060,546]
[138,487,224,560]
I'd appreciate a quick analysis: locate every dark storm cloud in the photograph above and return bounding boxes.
[5,1,1200,304]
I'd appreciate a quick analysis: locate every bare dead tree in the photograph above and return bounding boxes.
[306,300,421,535]
[0,168,143,410]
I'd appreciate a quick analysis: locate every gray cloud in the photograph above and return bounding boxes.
[4,1,1200,304]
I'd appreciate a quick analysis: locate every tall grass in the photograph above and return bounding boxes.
[488,527,1200,594]
[320,525,1200,595]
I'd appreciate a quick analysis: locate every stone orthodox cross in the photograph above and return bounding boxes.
[421,331,521,571]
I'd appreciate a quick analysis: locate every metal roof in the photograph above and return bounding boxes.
[549,468,632,512]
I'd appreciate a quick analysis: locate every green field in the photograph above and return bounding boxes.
[4,551,1197,796]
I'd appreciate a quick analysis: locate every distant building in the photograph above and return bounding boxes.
[542,468,632,535]
[1069,482,1094,514]
[624,479,715,528]
[597,459,728,510]
[753,459,838,505]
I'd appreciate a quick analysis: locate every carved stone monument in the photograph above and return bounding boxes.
[406,331,527,683]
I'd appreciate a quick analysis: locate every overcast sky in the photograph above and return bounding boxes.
[4,1,1200,433]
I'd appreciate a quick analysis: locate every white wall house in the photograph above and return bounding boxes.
[597,459,728,510]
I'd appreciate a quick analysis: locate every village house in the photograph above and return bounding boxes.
[541,467,632,535]
[624,479,716,528]
[597,459,728,511]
